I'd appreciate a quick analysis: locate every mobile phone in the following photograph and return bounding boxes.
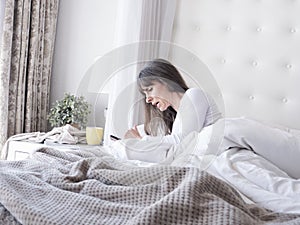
[110,134,121,141]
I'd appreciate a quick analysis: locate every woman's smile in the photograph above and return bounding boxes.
[150,97,170,111]
[142,81,183,112]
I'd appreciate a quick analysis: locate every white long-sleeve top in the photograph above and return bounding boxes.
[141,88,222,144]
[118,88,222,163]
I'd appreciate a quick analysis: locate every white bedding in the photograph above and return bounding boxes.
[196,118,300,214]
[110,117,300,214]
[211,148,300,214]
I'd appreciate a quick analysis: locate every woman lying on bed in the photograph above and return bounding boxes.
[116,58,222,164]
[124,58,222,143]
[121,58,300,179]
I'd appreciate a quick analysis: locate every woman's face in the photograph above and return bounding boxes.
[141,81,173,111]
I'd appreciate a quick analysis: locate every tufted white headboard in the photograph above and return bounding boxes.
[171,0,300,130]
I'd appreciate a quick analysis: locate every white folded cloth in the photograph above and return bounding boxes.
[1,124,86,160]
[30,124,82,144]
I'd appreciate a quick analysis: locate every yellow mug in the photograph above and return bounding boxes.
[86,127,104,145]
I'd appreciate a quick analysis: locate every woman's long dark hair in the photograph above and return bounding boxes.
[137,59,189,136]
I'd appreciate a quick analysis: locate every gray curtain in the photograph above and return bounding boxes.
[0,0,59,153]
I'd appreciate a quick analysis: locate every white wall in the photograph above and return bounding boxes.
[51,0,118,127]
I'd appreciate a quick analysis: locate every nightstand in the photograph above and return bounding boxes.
[6,140,95,161]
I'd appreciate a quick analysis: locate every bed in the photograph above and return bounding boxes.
[1,0,300,224]
[0,143,300,225]
[1,124,300,224]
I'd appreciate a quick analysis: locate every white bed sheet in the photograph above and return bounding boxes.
[162,118,300,214]
[106,117,300,214]
[209,148,300,214]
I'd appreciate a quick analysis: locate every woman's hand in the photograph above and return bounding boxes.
[124,125,142,139]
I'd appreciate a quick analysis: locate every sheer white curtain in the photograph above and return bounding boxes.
[103,0,177,145]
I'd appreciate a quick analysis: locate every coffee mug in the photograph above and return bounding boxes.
[86,127,104,145]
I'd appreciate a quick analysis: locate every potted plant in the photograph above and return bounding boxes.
[47,93,91,129]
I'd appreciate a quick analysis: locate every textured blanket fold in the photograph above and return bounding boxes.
[0,147,300,225]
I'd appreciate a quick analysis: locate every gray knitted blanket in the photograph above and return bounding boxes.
[0,147,299,225]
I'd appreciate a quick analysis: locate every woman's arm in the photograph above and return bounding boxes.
[124,125,142,139]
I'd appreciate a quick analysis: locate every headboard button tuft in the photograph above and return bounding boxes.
[226,26,232,31]
[286,64,292,69]
[252,61,258,67]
